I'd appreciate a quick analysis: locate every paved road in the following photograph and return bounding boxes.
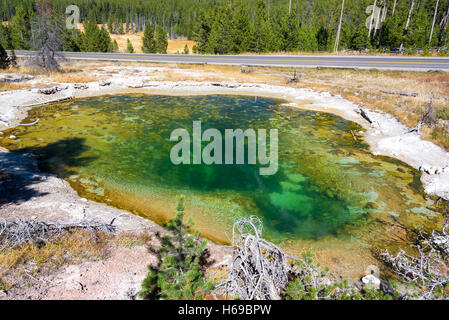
[13,50,449,71]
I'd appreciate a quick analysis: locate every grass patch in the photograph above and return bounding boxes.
[111,232,151,248]
[436,107,449,120]
[431,127,449,149]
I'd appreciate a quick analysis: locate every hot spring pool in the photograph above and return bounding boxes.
[1,94,443,273]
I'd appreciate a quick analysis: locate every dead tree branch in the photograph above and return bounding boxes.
[28,0,65,72]
[409,92,435,133]
[380,211,449,300]
[220,216,289,300]
[0,218,117,250]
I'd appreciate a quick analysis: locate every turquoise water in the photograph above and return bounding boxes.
[1,95,440,247]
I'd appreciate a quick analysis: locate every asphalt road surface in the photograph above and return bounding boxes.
[13,50,449,71]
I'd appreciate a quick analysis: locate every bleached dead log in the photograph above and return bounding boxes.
[38,86,68,95]
[381,89,418,97]
[18,119,39,127]
[99,80,111,86]
[0,74,34,83]
[73,83,88,90]
[0,218,117,250]
[19,95,74,108]
[219,216,289,300]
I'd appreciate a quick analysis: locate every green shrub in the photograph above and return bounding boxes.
[139,197,213,300]
[436,108,449,120]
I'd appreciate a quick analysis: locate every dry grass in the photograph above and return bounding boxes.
[167,39,197,54]
[47,73,100,83]
[110,33,196,54]
[0,231,111,270]
[110,32,144,53]
[0,230,152,271]
[0,229,152,294]
[75,23,197,54]
[111,232,151,248]
[0,82,31,92]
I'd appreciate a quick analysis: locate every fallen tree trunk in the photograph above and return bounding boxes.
[18,119,39,127]
[0,218,117,250]
[19,95,74,108]
[381,89,418,97]
[38,86,68,95]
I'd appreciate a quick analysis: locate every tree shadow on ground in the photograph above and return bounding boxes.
[0,138,97,206]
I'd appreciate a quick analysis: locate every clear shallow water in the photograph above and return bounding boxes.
[1,95,443,267]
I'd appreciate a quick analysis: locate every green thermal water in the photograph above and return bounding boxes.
[1,95,442,253]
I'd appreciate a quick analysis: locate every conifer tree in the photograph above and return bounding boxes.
[316,26,329,52]
[183,44,189,54]
[62,28,84,52]
[155,25,168,54]
[142,23,156,53]
[112,39,119,52]
[350,25,370,51]
[118,22,124,35]
[98,27,112,52]
[83,19,112,53]
[231,4,252,53]
[0,42,11,69]
[84,20,100,52]
[0,24,12,50]
[9,5,31,50]
[206,5,233,54]
[281,10,300,52]
[139,197,213,300]
[193,9,213,53]
[107,16,114,34]
[251,0,273,53]
[126,38,134,53]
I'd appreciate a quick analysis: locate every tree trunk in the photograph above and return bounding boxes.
[392,0,398,16]
[429,0,440,45]
[289,0,292,14]
[375,5,387,41]
[399,0,415,52]
[368,0,378,38]
[440,6,449,30]
[334,0,345,52]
